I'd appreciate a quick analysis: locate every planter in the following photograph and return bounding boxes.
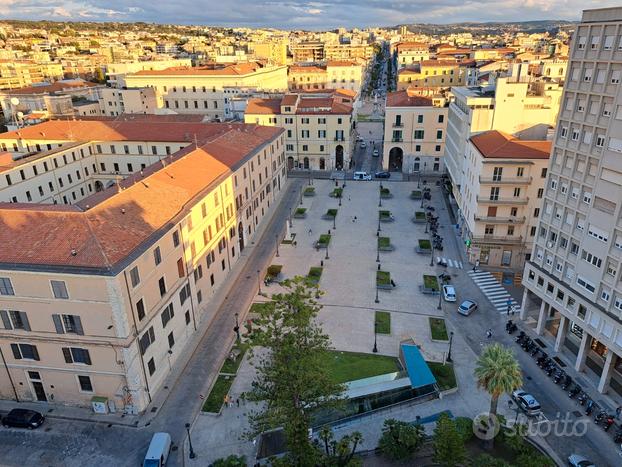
[329,188,343,198]
[323,208,338,220]
[416,238,432,254]
[307,267,323,285]
[378,210,394,223]
[376,270,392,289]
[420,274,440,295]
[265,265,282,282]
[315,234,331,248]
[429,317,449,341]
[380,188,392,199]
[293,208,307,219]
[303,187,315,197]
[377,237,395,252]
[410,190,422,200]
[412,211,427,223]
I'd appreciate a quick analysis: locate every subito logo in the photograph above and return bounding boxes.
[472,412,501,440]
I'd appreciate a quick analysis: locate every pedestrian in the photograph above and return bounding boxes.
[348,196,351,201]
[486,329,492,339]
[616,406,622,420]
[308,228,312,236]
[236,398,240,408]
[224,394,229,407]
[354,216,357,222]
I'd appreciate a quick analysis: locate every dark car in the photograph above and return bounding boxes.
[375,171,391,179]
[2,409,45,429]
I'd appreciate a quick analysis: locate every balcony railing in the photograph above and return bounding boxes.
[333,136,345,141]
[391,137,403,142]
[472,235,524,245]
[392,122,404,128]
[479,176,533,184]
[474,216,526,224]
[476,196,529,205]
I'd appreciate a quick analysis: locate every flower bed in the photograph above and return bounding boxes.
[376,270,392,289]
[293,207,307,218]
[307,266,323,285]
[429,317,449,341]
[412,211,427,223]
[378,236,394,251]
[303,186,315,196]
[380,187,392,199]
[330,187,343,198]
[316,234,331,248]
[416,238,432,253]
[410,190,422,200]
[379,210,394,222]
[323,208,338,220]
[421,274,440,294]
[375,311,391,334]
[265,265,282,281]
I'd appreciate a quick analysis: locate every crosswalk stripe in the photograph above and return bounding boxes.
[467,269,518,314]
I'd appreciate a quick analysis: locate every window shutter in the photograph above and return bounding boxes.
[62,347,73,363]
[0,310,12,330]
[52,314,64,333]
[20,312,31,331]
[10,343,21,359]
[31,345,40,361]
[84,349,92,366]
[73,316,84,335]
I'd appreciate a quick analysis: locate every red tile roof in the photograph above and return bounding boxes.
[245,95,353,115]
[1,80,100,95]
[396,42,429,52]
[470,130,551,159]
[246,98,282,114]
[131,61,273,76]
[386,90,434,107]
[0,122,283,272]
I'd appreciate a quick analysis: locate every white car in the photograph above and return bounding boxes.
[372,149,379,157]
[567,454,595,467]
[511,390,542,417]
[442,285,456,302]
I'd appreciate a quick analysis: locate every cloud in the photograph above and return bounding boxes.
[1,0,621,28]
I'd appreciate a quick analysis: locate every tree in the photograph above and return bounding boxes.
[93,68,106,84]
[212,455,247,467]
[316,427,362,466]
[474,343,522,448]
[432,413,466,467]
[245,277,345,467]
[377,418,425,460]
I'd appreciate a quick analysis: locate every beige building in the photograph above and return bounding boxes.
[98,87,158,117]
[460,130,550,269]
[251,41,288,66]
[290,42,324,63]
[522,7,622,398]
[289,61,364,93]
[0,117,286,412]
[395,42,431,69]
[323,44,374,61]
[0,60,64,90]
[105,59,192,88]
[124,62,288,122]
[382,90,448,174]
[245,91,354,171]
[396,60,467,91]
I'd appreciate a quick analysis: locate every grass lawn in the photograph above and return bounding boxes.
[429,317,449,340]
[331,188,343,198]
[326,208,338,218]
[294,207,306,215]
[418,239,431,249]
[221,342,249,374]
[379,210,392,219]
[249,302,272,314]
[423,274,440,291]
[378,237,391,249]
[415,211,426,220]
[201,375,234,412]
[325,350,401,384]
[307,267,323,284]
[380,187,390,195]
[304,186,315,195]
[376,270,391,286]
[427,362,457,391]
[411,190,422,199]
[375,311,391,334]
[318,234,331,246]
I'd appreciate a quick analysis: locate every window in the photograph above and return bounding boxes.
[161,303,174,328]
[148,358,156,376]
[62,347,91,365]
[10,343,40,361]
[414,130,424,139]
[513,187,521,197]
[158,277,167,297]
[153,247,162,266]
[0,310,30,331]
[436,130,443,140]
[173,231,180,247]
[139,326,156,354]
[581,250,602,268]
[537,188,544,199]
[136,298,145,321]
[185,310,191,325]
[60,314,84,334]
[168,332,175,348]
[438,114,444,123]
[51,280,68,299]
[130,267,140,287]
[0,277,14,295]
[577,276,596,294]
[179,283,191,306]
[78,375,93,392]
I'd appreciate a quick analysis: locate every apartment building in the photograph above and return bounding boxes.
[460,131,550,268]
[396,60,467,91]
[445,71,563,215]
[124,62,288,122]
[98,87,157,117]
[251,41,288,66]
[291,42,324,63]
[395,42,431,69]
[289,61,364,93]
[323,44,374,61]
[382,90,448,174]
[522,7,622,398]
[105,59,192,88]
[0,117,286,412]
[244,92,354,171]
[0,60,64,90]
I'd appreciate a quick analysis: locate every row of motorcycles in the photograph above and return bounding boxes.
[509,322,622,442]
[427,204,443,252]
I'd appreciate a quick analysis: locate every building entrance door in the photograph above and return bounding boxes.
[28,371,47,402]
[501,250,512,266]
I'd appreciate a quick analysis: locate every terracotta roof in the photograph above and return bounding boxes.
[420,60,458,68]
[281,94,298,106]
[1,80,100,95]
[326,60,358,67]
[396,42,429,51]
[289,65,325,73]
[470,130,551,159]
[131,62,272,76]
[246,98,282,115]
[386,90,434,107]
[246,95,353,116]
[0,123,282,272]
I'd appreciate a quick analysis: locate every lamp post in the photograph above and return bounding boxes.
[257,269,262,295]
[430,242,435,267]
[425,218,429,234]
[417,168,421,189]
[333,214,336,230]
[373,322,378,353]
[185,423,196,459]
[325,240,329,260]
[377,216,381,233]
[308,169,312,186]
[275,234,280,257]
[378,189,382,207]
[437,274,443,310]
[446,331,454,363]
[375,281,379,304]
[234,312,240,341]
[339,195,342,207]
[376,238,380,262]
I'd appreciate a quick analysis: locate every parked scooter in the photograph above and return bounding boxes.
[553,369,565,384]
[530,345,540,357]
[595,410,607,424]
[537,353,548,367]
[585,399,595,415]
[561,375,572,390]
[578,393,589,406]
[569,384,581,398]
[508,322,518,334]
[614,428,622,443]
[516,331,526,343]
[546,363,556,377]
[603,415,615,431]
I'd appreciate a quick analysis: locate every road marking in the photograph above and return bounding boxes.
[467,270,517,313]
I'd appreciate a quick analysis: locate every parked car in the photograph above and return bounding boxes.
[567,454,596,467]
[372,149,379,157]
[437,258,448,267]
[360,141,367,148]
[511,390,542,417]
[374,171,390,179]
[1,409,44,429]
[457,299,477,316]
[353,171,372,181]
[442,285,456,302]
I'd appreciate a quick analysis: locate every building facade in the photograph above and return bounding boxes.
[0,117,286,412]
[522,7,622,398]
[396,60,467,91]
[98,87,158,117]
[395,42,430,69]
[288,61,364,93]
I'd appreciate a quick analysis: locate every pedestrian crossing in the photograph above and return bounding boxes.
[436,256,464,269]
[467,270,518,313]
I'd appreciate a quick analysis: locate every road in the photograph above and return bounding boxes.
[0,178,305,467]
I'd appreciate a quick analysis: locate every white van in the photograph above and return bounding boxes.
[353,171,372,181]
[143,432,172,467]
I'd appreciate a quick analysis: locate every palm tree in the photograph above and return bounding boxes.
[474,343,523,445]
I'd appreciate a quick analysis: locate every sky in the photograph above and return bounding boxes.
[1,0,621,29]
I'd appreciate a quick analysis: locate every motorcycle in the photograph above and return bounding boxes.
[516,331,526,343]
[595,410,607,424]
[537,354,548,367]
[546,363,556,377]
[614,429,622,443]
[578,393,589,406]
[561,375,572,390]
[585,400,595,415]
[603,415,615,431]
[508,322,518,334]
[569,385,581,398]
[553,370,565,385]
[505,320,514,332]
[531,345,540,357]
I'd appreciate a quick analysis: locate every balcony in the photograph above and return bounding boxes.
[472,235,524,245]
[333,136,345,141]
[479,176,533,185]
[474,216,526,224]
[477,196,529,205]
[391,137,403,142]
[392,122,404,128]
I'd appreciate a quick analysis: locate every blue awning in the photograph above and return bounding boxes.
[401,344,437,389]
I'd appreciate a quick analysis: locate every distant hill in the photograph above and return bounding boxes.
[396,20,575,35]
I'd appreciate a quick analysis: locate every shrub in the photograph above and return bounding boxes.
[212,455,247,467]
[318,234,331,246]
[423,275,439,291]
[376,270,391,286]
[419,239,431,249]
[429,317,448,340]
[378,419,424,460]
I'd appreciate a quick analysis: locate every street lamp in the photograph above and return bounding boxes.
[437,274,443,310]
[425,218,429,234]
[376,238,380,262]
[378,189,382,207]
[257,269,262,295]
[339,195,342,207]
[375,281,379,304]
[185,423,196,459]
[333,214,336,230]
[325,240,329,260]
[234,312,240,341]
[447,331,454,363]
[377,216,381,233]
[373,322,378,353]
[275,234,280,257]
[430,241,435,267]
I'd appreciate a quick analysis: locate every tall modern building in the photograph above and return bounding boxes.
[522,7,622,396]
